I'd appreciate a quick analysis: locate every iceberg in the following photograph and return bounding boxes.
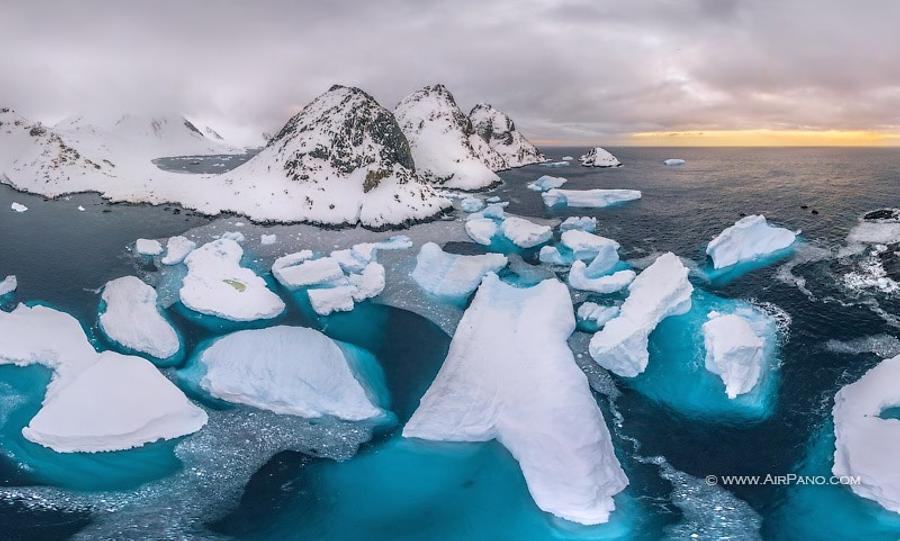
[561,229,620,262]
[527,175,567,192]
[589,253,693,377]
[500,217,552,248]
[273,255,343,289]
[562,155,574,161]
[539,245,568,266]
[220,231,245,243]
[190,326,383,421]
[99,276,180,362]
[664,158,686,166]
[22,351,207,453]
[10,202,28,212]
[577,302,620,332]
[348,262,386,302]
[542,188,641,208]
[411,242,507,300]
[569,262,635,294]
[560,216,597,232]
[135,238,163,256]
[832,353,900,513]
[260,234,277,245]
[403,275,628,525]
[161,236,196,265]
[0,274,16,296]
[459,197,484,213]
[307,286,356,316]
[542,161,569,168]
[580,147,621,168]
[706,215,797,269]
[702,312,765,399]
[465,218,499,246]
[179,239,285,322]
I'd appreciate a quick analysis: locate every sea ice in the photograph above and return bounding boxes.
[702,312,765,398]
[260,234,277,245]
[500,217,552,248]
[577,302,620,332]
[706,215,797,269]
[10,202,28,212]
[568,262,635,294]
[580,147,621,167]
[527,175,567,192]
[539,246,568,266]
[542,188,641,208]
[22,351,207,453]
[411,242,507,299]
[220,231,245,243]
[161,236,196,265]
[192,326,383,421]
[589,253,693,377]
[465,218,499,246]
[560,216,597,232]
[99,276,180,361]
[347,262,386,302]
[403,275,628,525]
[560,230,619,262]
[460,197,484,213]
[664,158,686,166]
[272,255,343,289]
[135,238,163,256]
[0,275,16,296]
[308,286,356,316]
[77,205,86,211]
[179,238,285,321]
[561,155,574,161]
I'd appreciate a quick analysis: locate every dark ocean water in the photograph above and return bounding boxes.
[0,147,898,540]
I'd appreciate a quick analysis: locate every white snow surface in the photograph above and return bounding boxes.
[589,253,693,377]
[542,188,641,208]
[0,275,16,296]
[99,276,180,360]
[161,236,196,265]
[832,354,900,513]
[702,312,765,399]
[179,239,285,321]
[403,275,628,525]
[706,215,797,269]
[411,242,507,299]
[307,286,356,316]
[196,326,383,421]
[580,147,621,167]
[468,103,545,170]
[539,246,567,265]
[500,217,552,248]
[135,238,163,256]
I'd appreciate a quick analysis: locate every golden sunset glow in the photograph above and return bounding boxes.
[628,129,900,147]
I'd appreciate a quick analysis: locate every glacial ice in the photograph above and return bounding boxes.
[403,274,628,525]
[500,217,552,248]
[22,351,207,453]
[465,218,499,246]
[560,216,597,232]
[99,276,181,362]
[577,302,620,332]
[179,238,285,322]
[135,238,163,256]
[10,202,28,212]
[161,236,196,265]
[569,262,635,294]
[580,147,621,168]
[561,229,619,261]
[527,175,567,192]
[706,215,797,269]
[542,188,642,208]
[411,242,508,300]
[0,274,16,296]
[664,159,686,166]
[539,245,567,266]
[589,253,693,377]
[832,353,900,513]
[702,312,765,399]
[273,256,344,289]
[189,326,384,421]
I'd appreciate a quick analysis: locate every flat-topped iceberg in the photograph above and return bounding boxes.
[702,311,765,399]
[135,238,163,256]
[539,245,567,266]
[189,326,384,421]
[569,263,635,294]
[273,255,343,289]
[179,238,285,322]
[99,276,180,362]
[561,229,619,262]
[560,216,597,232]
[500,217,552,248]
[10,202,28,212]
[577,302,620,332]
[706,215,797,269]
[527,175,567,192]
[411,242,507,300]
[589,253,693,377]
[403,275,628,524]
[542,188,641,208]
[664,158,686,166]
[22,351,207,453]
[580,147,621,167]
[832,353,900,513]
[0,274,16,296]
[459,197,484,213]
[465,218,499,246]
[161,236,196,265]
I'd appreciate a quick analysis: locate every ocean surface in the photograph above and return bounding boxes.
[0,147,898,540]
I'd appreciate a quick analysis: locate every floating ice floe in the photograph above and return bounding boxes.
[577,302,620,332]
[569,262,635,294]
[527,175,567,192]
[77,205,86,211]
[561,155,574,161]
[22,351,207,453]
[500,217,552,248]
[664,158,686,166]
[220,231,245,243]
[561,229,619,262]
[589,253,693,377]
[274,256,343,289]
[465,218,499,246]
[702,311,765,399]
[706,215,797,269]
[307,286,356,316]
[189,326,385,421]
[260,234,277,245]
[542,160,569,167]
[99,276,181,362]
[580,147,621,167]
[411,242,507,300]
[832,354,900,513]
[10,202,28,212]
[403,275,628,525]
[135,238,163,256]
[179,238,285,322]
[539,246,568,266]
[560,216,597,232]
[161,236,196,265]
[459,197,484,213]
[542,188,641,208]
[0,274,16,296]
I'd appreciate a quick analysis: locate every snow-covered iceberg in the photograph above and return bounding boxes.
[411,242,507,300]
[464,218,499,246]
[0,274,16,296]
[459,197,484,213]
[188,326,384,421]
[99,276,181,362]
[702,311,765,399]
[403,275,628,524]
[569,263,635,294]
[161,236,196,265]
[395,85,501,190]
[273,255,343,289]
[468,103,545,170]
[664,158,686,166]
[561,230,619,262]
[500,217,552,248]
[706,215,797,270]
[577,302,620,332]
[542,188,641,208]
[10,202,28,212]
[580,147,621,168]
[135,238,163,256]
[179,239,285,322]
[527,175,567,192]
[589,253,693,377]
[560,216,597,232]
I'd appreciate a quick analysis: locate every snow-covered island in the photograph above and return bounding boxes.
[580,147,622,167]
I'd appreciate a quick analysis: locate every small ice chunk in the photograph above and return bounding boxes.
[220,231,245,243]
[501,217,552,248]
[561,155,574,161]
[580,147,621,167]
[411,242,508,299]
[589,253,693,377]
[465,218,499,246]
[542,161,569,168]
[349,236,413,263]
[485,196,501,203]
[347,262,386,302]
[0,275,16,296]
[77,205,86,212]
[22,352,207,453]
[195,326,383,420]
[560,230,619,262]
[702,312,765,399]
[161,236,196,265]
[260,234,277,245]
[664,158,686,166]
[273,256,343,289]
[460,197,484,213]
[539,246,568,266]
[542,189,641,208]
[481,202,507,220]
[568,262,635,293]
[99,276,180,360]
[560,216,597,232]
[135,238,163,256]
[527,175,567,192]
[10,202,28,212]
[577,302,620,330]
[330,249,368,274]
[308,286,356,316]
[706,215,797,269]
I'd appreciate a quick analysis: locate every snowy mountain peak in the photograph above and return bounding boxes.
[469,103,545,170]
[395,84,501,190]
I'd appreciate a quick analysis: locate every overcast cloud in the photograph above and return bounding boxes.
[2,0,900,145]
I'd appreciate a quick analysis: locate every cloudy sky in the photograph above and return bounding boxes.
[3,0,900,146]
